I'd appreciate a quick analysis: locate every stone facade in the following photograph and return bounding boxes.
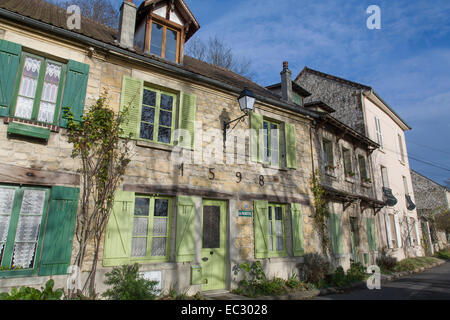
[0,17,322,295]
[313,119,380,269]
[295,70,367,135]
[296,68,425,261]
[411,170,449,253]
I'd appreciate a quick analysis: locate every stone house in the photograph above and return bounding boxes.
[410,169,449,254]
[296,67,424,261]
[267,70,384,270]
[0,0,329,294]
[0,0,410,296]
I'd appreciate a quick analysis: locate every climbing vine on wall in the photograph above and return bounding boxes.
[310,170,330,254]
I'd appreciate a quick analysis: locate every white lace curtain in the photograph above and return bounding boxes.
[12,190,45,268]
[14,57,61,124]
[15,57,41,120]
[0,188,15,259]
[38,62,61,123]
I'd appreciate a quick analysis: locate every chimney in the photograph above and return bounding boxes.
[118,0,137,49]
[280,61,292,103]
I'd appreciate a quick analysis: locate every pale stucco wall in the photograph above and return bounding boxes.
[363,95,424,260]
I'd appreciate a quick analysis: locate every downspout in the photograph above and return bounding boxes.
[310,121,315,180]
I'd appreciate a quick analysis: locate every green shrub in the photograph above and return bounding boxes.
[298,253,330,284]
[0,279,63,300]
[376,255,397,272]
[329,266,348,288]
[346,262,367,282]
[285,273,301,289]
[434,249,450,260]
[102,263,160,300]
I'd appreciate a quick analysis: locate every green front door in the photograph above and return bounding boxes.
[201,200,227,291]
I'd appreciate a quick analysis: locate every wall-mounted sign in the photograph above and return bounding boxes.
[238,210,252,217]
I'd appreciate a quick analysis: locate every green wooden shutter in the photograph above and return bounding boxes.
[175,196,197,262]
[178,92,197,149]
[0,39,22,117]
[330,214,343,255]
[39,186,79,276]
[103,191,134,266]
[285,122,297,169]
[250,112,263,162]
[59,60,90,127]
[291,203,304,257]
[254,200,269,259]
[366,218,376,252]
[119,76,143,139]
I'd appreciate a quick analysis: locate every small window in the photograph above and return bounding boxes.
[322,139,334,170]
[202,206,221,249]
[131,196,171,260]
[148,21,179,63]
[267,204,285,253]
[263,120,280,167]
[358,155,369,182]
[342,147,353,177]
[12,53,66,125]
[381,166,389,188]
[139,87,177,145]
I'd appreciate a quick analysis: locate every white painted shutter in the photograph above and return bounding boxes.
[394,214,402,248]
[385,213,393,249]
[407,218,413,246]
[395,133,402,161]
[414,219,420,246]
[375,117,383,149]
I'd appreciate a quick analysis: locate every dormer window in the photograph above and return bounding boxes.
[134,0,200,64]
[149,21,179,62]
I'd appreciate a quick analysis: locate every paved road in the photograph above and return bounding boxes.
[315,261,450,300]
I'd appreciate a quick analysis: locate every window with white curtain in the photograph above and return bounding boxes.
[0,186,49,271]
[13,53,65,125]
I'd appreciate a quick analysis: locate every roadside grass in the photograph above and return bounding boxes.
[393,256,441,272]
[434,248,450,260]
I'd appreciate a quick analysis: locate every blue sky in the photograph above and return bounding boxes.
[124,0,450,185]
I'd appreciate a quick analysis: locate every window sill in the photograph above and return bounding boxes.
[7,121,51,141]
[4,117,59,132]
[262,163,288,171]
[324,169,337,178]
[361,181,372,188]
[0,269,35,278]
[136,139,174,152]
[345,176,356,183]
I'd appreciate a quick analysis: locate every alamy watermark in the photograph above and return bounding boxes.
[366,5,381,30]
[66,5,81,30]
[66,265,82,292]
[366,265,381,290]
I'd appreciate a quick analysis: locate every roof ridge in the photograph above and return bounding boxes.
[295,66,372,90]
[184,55,279,97]
[411,168,449,189]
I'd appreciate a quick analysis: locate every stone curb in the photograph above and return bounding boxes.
[318,259,447,297]
[380,259,446,283]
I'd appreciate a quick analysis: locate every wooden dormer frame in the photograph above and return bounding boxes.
[139,2,187,64]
